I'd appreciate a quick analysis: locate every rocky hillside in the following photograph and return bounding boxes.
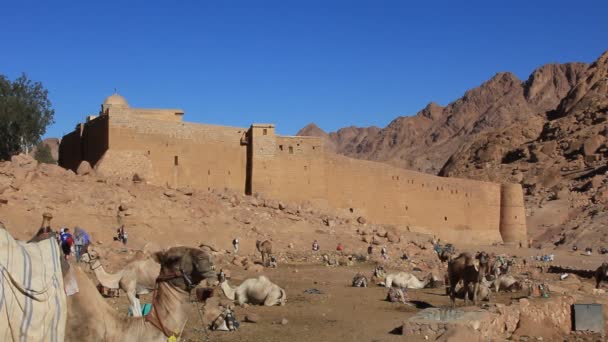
[441,51,608,249]
[299,50,608,249]
[298,63,589,174]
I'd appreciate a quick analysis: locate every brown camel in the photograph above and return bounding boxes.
[447,251,490,307]
[65,246,216,341]
[256,239,272,267]
[28,212,55,243]
[595,262,608,289]
[80,248,161,317]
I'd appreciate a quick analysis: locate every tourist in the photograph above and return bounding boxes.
[336,242,343,252]
[572,245,578,252]
[60,228,74,259]
[117,225,128,245]
[312,240,319,251]
[233,237,239,255]
[74,227,85,262]
[381,246,388,260]
[367,244,373,255]
[585,247,592,256]
[218,269,226,283]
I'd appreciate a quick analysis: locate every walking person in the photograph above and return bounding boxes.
[60,228,74,260]
[74,227,85,262]
[381,246,388,260]
[232,237,239,255]
[117,225,127,245]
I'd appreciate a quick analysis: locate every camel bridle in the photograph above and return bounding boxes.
[82,253,103,270]
[146,266,194,338]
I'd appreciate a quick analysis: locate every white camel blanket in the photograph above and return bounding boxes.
[0,228,67,342]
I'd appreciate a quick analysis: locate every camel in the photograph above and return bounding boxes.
[371,265,387,285]
[487,275,522,292]
[81,248,161,317]
[595,262,608,289]
[454,281,491,301]
[65,246,216,341]
[447,251,490,307]
[1,221,68,342]
[256,239,273,267]
[219,275,286,306]
[384,272,433,289]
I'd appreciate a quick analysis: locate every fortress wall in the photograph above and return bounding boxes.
[323,154,504,243]
[128,109,184,122]
[499,183,528,244]
[249,126,328,206]
[249,130,504,243]
[103,117,247,190]
[81,115,109,167]
[258,136,328,205]
[58,129,82,172]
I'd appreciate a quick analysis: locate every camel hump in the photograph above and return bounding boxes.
[257,275,271,283]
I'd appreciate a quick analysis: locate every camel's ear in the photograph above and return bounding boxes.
[152,251,166,264]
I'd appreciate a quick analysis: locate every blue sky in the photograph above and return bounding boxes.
[1,1,606,138]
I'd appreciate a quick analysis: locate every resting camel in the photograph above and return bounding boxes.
[384,272,433,289]
[65,246,216,341]
[595,262,608,289]
[454,281,491,301]
[371,265,387,285]
[256,239,273,267]
[447,251,490,307]
[487,274,522,292]
[219,275,286,306]
[81,248,161,317]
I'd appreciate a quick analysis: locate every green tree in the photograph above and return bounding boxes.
[33,142,56,164]
[0,74,55,160]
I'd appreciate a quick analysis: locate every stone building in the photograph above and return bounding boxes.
[59,94,527,244]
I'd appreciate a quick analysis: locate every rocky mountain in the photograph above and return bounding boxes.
[441,51,608,248]
[298,62,589,174]
[300,50,608,248]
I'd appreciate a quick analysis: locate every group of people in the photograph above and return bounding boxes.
[58,227,90,262]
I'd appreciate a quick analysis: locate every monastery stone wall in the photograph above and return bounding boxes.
[59,101,528,244]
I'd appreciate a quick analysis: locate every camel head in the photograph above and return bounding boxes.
[80,248,101,264]
[475,251,489,265]
[153,247,216,292]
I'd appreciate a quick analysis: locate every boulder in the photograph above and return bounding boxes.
[322,217,336,227]
[245,313,261,323]
[264,199,280,209]
[76,161,93,175]
[10,154,37,171]
[583,135,605,156]
[386,231,401,243]
[163,190,177,198]
[233,211,253,224]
